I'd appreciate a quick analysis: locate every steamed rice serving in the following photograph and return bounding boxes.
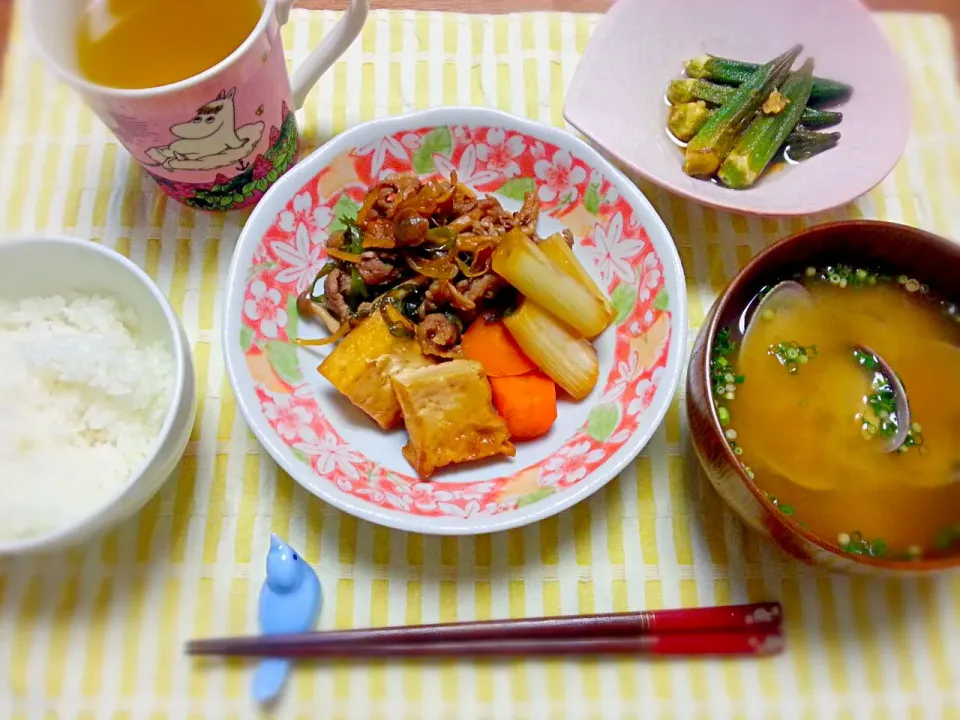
[0,294,174,541]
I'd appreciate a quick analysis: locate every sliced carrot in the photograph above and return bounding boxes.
[462,316,537,377]
[489,372,558,440]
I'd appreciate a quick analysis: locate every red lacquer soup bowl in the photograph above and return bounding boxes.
[687,220,960,574]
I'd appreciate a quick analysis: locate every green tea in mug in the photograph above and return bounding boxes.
[75,0,264,89]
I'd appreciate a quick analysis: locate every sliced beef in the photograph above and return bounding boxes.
[451,187,479,217]
[326,231,345,251]
[422,279,449,314]
[513,191,540,236]
[456,273,504,306]
[369,174,423,219]
[362,218,396,248]
[417,313,462,358]
[323,267,352,323]
[357,251,401,286]
[419,279,477,319]
[419,312,459,346]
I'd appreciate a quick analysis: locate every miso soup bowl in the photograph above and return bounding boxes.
[687,220,960,574]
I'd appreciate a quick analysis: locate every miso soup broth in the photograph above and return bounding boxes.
[712,266,960,560]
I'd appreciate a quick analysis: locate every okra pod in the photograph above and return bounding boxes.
[718,59,816,189]
[684,45,802,178]
[670,102,841,160]
[667,79,842,128]
[667,78,734,106]
[667,101,712,142]
[784,128,841,161]
[685,54,852,106]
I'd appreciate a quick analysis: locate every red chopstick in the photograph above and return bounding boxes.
[186,602,782,658]
[190,631,783,660]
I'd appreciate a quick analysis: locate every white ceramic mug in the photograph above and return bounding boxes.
[29,0,369,210]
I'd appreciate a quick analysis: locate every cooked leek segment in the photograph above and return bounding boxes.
[538,233,614,317]
[503,299,599,401]
[492,230,612,338]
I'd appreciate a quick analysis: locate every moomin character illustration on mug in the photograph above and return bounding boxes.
[145,88,265,172]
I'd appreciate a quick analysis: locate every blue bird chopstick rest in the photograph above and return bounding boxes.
[251,534,322,704]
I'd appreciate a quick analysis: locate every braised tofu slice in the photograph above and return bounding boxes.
[390,359,515,478]
[319,308,432,430]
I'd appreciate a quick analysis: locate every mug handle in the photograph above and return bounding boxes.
[275,0,371,110]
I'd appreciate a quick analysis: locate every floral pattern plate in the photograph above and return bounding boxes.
[224,108,687,535]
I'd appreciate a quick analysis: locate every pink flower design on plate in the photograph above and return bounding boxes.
[476,128,525,179]
[403,482,456,511]
[542,458,587,488]
[295,432,364,481]
[278,191,333,243]
[434,144,500,187]
[436,499,481,519]
[541,440,594,486]
[460,482,495,501]
[602,349,640,402]
[627,379,656,417]
[252,243,270,265]
[357,473,410,509]
[355,134,420,178]
[262,392,312,441]
[271,222,327,294]
[244,279,288,339]
[638,252,662,302]
[583,211,646,285]
[534,148,586,203]
[482,501,510,515]
[452,125,474,143]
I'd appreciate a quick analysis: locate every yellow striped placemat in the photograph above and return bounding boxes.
[1,6,959,719]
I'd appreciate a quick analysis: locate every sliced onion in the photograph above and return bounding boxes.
[379,304,415,338]
[355,189,378,226]
[294,321,352,347]
[405,253,458,280]
[456,254,492,278]
[447,209,484,233]
[396,181,453,217]
[456,235,500,253]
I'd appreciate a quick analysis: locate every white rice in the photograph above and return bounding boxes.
[0,294,174,542]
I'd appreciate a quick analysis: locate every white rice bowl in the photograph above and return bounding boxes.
[0,293,174,541]
[0,236,195,554]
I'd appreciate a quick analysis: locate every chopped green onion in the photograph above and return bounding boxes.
[769,341,816,373]
[310,262,337,299]
[341,216,364,253]
[425,225,457,248]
